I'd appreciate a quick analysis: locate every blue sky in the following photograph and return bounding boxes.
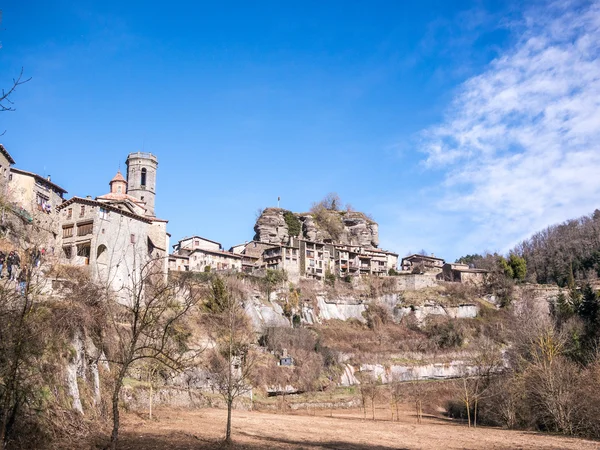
[2,1,599,261]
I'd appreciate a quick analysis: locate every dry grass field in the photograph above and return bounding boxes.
[114,405,600,450]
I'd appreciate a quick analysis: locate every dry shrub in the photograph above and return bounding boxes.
[440,282,480,304]
[424,317,468,349]
[312,317,431,355]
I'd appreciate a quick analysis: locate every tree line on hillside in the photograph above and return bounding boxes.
[460,209,600,286]
[446,285,600,438]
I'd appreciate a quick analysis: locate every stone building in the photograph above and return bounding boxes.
[251,207,399,282]
[7,164,67,237]
[229,240,279,273]
[441,263,488,284]
[299,239,335,281]
[126,152,158,217]
[334,244,399,277]
[262,243,301,281]
[9,167,67,215]
[0,144,15,187]
[401,254,445,273]
[57,152,169,298]
[169,235,242,272]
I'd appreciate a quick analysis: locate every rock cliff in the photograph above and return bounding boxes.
[254,207,379,247]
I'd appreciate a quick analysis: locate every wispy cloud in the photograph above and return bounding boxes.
[420,0,600,253]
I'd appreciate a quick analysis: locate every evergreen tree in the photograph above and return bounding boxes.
[508,254,527,281]
[498,256,514,279]
[578,283,600,327]
[552,291,575,327]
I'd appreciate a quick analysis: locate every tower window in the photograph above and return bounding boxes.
[141,168,147,187]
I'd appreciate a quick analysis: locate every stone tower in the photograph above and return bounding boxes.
[126,152,158,217]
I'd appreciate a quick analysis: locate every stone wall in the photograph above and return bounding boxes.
[392,273,439,290]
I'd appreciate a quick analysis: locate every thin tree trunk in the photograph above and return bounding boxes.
[463,378,471,427]
[474,397,478,428]
[372,399,375,421]
[465,399,471,428]
[110,387,121,450]
[149,383,153,420]
[226,397,232,443]
[110,366,128,450]
[225,318,233,444]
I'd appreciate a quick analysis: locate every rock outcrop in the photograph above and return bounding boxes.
[254,207,379,247]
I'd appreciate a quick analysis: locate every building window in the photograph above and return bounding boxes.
[36,193,48,206]
[130,234,136,244]
[79,205,85,217]
[77,222,93,236]
[141,168,147,187]
[62,225,74,238]
[76,243,91,263]
[100,208,109,220]
[117,185,122,193]
[67,208,72,219]
[62,245,72,259]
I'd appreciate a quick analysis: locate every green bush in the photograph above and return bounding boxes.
[325,270,336,287]
[283,210,302,237]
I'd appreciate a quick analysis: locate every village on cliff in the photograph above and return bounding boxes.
[1,146,487,293]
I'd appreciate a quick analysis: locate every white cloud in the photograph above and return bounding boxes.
[421,0,600,253]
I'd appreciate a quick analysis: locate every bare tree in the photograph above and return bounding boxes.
[0,255,38,447]
[469,338,504,427]
[356,369,379,420]
[389,378,403,422]
[104,257,200,450]
[409,374,427,424]
[203,276,256,444]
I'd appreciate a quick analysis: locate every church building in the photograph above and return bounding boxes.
[57,152,169,297]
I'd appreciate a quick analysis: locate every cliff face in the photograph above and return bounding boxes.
[254,207,379,247]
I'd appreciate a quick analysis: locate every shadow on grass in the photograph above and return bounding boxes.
[108,430,409,450]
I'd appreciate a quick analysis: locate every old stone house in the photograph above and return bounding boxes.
[229,240,278,273]
[299,239,335,281]
[170,235,242,272]
[441,263,488,284]
[0,144,15,188]
[401,254,445,272]
[334,244,399,277]
[262,243,301,281]
[9,167,67,215]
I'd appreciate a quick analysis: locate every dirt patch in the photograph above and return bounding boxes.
[111,405,599,450]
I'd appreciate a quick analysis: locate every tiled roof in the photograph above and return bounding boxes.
[57,196,152,223]
[110,171,127,183]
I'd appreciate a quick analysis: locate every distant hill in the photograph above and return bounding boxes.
[513,209,600,285]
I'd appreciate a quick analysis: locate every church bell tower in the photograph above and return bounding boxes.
[125,152,158,217]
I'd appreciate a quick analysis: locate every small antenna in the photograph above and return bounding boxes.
[277,196,280,208]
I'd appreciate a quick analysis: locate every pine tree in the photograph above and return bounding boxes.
[578,283,600,327]
[508,254,527,281]
[552,291,575,327]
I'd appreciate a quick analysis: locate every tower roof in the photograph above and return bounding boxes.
[110,171,127,184]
